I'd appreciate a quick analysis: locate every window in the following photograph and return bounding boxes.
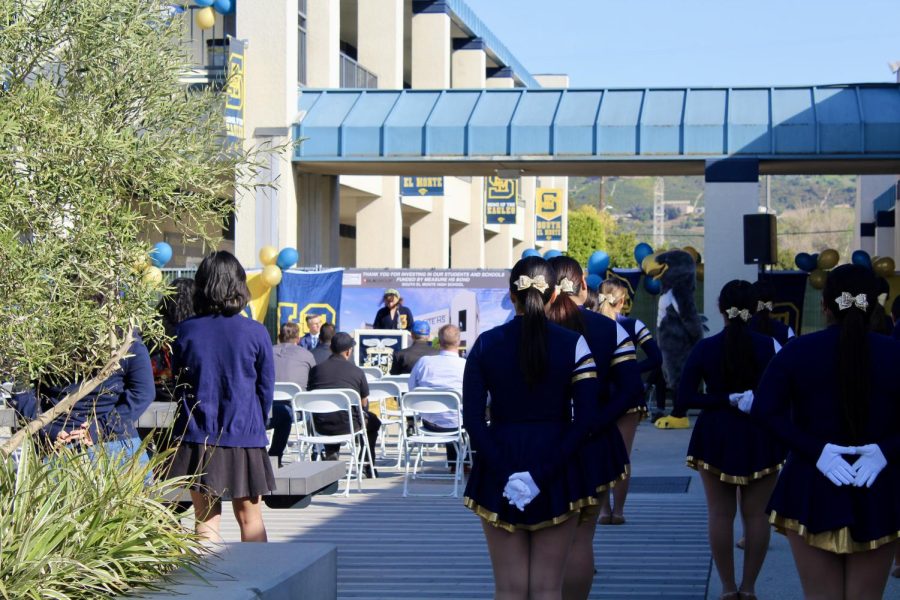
[298,0,307,86]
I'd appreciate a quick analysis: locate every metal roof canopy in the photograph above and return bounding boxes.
[293,85,900,176]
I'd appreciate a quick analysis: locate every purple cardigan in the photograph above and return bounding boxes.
[173,314,274,447]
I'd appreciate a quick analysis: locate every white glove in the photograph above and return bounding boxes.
[504,472,540,511]
[737,390,754,414]
[852,444,888,488]
[728,393,742,407]
[815,443,857,486]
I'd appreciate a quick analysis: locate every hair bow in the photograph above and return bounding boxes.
[878,292,888,307]
[515,275,549,293]
[558,277,576,294]
[835,292,868,311]
[597,293,613,305]
[725,307,751,322]
[757,301,773,312]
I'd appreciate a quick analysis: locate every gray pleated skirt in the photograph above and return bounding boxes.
[168,442,275,500]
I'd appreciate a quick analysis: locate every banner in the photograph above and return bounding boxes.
[535,187,563,242]
[759,271,808,334]
[225,36,245,152]
[400,176,444,197]
[276,269,343,334]
[609,268,643,314]
[340,269,513,356]
[485,176,518,224]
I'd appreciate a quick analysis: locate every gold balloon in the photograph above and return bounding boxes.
[817,248,839,270]
[808,269,827,290]
[873,256,896,278]
[142,266,163,285]
[261,265,282,287]
[132,254,150,273]
[195,6,215,30]
[259,245,279,266]
[695,262,704,282]
[682,246,700,264]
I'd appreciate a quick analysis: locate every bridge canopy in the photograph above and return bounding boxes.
[293,85,900,176]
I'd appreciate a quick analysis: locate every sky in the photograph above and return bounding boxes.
[464,0,900,88]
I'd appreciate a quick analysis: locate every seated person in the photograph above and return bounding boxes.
[308,332,381,476]
[299,314,324,350]
[390,320,438,375]
[311,323,335,365]
[268,322,316,466]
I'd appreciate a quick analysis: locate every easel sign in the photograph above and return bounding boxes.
[353,329,411,374]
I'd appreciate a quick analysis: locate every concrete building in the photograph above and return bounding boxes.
[165,0,568,270]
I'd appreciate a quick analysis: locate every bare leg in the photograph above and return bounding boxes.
[231,496,267,542]
[190,490,223,543]
[845,540,898,600]
[529,516,579,600]
[598,489,612,521]
[481,519,530,600]
[699,470,738,595]
[786,530,843,600]
[563,507,600,600]
[611,412,640,519]
[736,473,777,596]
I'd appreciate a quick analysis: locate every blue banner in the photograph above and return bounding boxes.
[759,271,808,334]
[400,176,444,196]
[224,37,245,153]
[485,176,518,224]
[277,269,343,333]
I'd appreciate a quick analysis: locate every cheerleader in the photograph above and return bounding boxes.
[749,280,796,346]
[753,264,900,599]
[463,257,622,599]
[547,256,639,599]
[677,280,785,600]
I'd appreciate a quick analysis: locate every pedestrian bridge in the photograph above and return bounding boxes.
[293,84,900,176]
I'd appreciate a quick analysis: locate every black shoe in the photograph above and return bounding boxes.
[323,451,339,461]
[362,466,378,478]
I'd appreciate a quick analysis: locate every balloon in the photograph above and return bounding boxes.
[276,247,299,270]
[809,269,827,290]
[142,266,163,285]
[585,273,602,291]
[794,252,815,272]
[195,6,215,29]
[873,256,896,278]
[543,249,562,259]
[643,276,662,295]
[633,242,654,266]
[682,246,700,264]
[133,254,150,273]
[149,241,173,268]
[261,265,282,287]
[194,0,214,6]
[212,0,233,14]
[817,249,839,270]
[521,248,541,259]
[851,250,873,269]
[695,262,704,282]
[259,245,278,266]
[587,251,611,276]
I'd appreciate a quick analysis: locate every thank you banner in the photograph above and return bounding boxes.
[277,269,343,334]
[535,187,563,241]
[400,176,444,196]
[485,176,518,224]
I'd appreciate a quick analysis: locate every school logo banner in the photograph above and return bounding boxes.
[277,269,343,333]
[485,176,518,224]
[400,176,444,196]
[224,36,245,153]
[759,271,807,334]
[535,187,563,242]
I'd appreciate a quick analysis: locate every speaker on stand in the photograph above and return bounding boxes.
[743,214,777,278]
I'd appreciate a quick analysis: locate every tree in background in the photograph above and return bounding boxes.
[567,205,638,268]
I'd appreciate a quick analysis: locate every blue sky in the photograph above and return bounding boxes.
[464,0,900,88]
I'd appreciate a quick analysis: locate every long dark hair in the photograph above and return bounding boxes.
[547,256,585,335]
[718,280,760,393]
[868,277,891,335]
[156,277,195,337]
[750,279,775,337]
[193,251,251,317]
[823,264,875,443]
[510,257,556,386]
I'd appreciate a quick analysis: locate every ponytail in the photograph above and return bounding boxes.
[597,279,628,321]
[547,256,586,335]
[718,280,760,392]
[510,257,557,386]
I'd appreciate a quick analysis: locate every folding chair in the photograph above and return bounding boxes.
[336,388,378,480]
[367,380,405,462]
[400,391,467,498]
[381,374,410,395]
[273,382,304,458]
[361,366,383,381]
[293,390,367,496]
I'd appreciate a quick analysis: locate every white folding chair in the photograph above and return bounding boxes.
[273,382,304,458]
[381,374,410,395]
[367,380,405,462]
[361,366,383,381]
[293,390,366,496]
[335,388,378,479]
[400,391,467,498]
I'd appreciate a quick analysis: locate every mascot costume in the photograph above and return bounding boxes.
[644,249,705,429]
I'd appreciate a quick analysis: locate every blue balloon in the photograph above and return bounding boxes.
[585,274,602,291]
[634,242,654,266]
[851,249,872,269]
[795,252,816,272]
[521,248,541,259]
[276,247,299,270]
[543,249,563,259]
[150,242,173,268]
[587,250,611,276]
[643,276,662,295]
[212,0,234,14]
[194,0,214,6]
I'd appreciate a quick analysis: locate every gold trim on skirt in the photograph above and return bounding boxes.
[686,456,783,485]
[624,405,648,421]
[770,511,900,554]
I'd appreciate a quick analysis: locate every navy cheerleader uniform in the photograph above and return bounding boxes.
[753,327,900,553]
[462,317,627,531]
[749,314,795,347]
[677,331,786,484]
[617,316,662,377]
[581,308,645,419]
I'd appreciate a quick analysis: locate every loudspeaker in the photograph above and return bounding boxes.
[743,214,777,265]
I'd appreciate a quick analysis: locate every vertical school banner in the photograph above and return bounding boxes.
[535,188,563,242]
[485,176,518,224]
[400,176,444,196]
[225,37,245,152]
[759,271,808,334]
[276,269,343,334]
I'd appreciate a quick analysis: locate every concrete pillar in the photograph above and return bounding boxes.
[451,39,486,88]
[534,74,570,88]
[306,0,340,88]
[517,176,536,250]
[296,174,340,267]
[409,198,450,268]
[876,210,895,258]
[358,0,404,89]
[703,160,760,333]
[485,229,515,268]
[486,67,516,89]
[857,175,895,256]
[411,2,451,88]
[357,178,403,267]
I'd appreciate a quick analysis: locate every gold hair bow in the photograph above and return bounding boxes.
[878,292,888,307]
[725,307,751,322]
[597,293,614,305]
[757,301,773,312]
[515,275,549,293]
[558,277,576,294]
[835,292,868,311]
